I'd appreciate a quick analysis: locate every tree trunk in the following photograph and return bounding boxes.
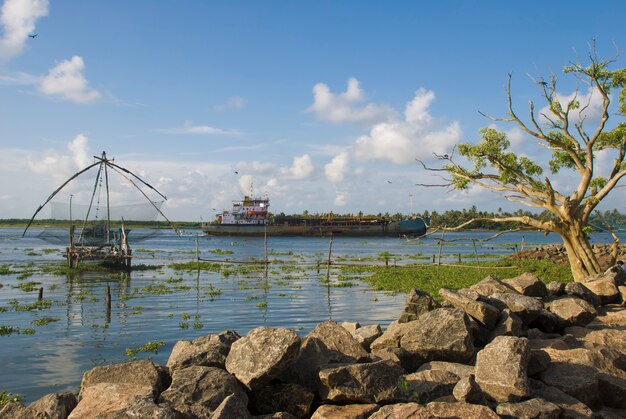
[559,225,600,282]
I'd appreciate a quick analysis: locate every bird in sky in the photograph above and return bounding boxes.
[28,33,38,38]
[387,180,392,184]
[234,171,239,174]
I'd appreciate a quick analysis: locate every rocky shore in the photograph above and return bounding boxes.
[2,268,626,418]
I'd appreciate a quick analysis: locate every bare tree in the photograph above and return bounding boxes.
[418,44,626,282]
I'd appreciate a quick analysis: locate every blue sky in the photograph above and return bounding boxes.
[0,1,624,221]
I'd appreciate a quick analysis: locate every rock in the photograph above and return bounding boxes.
[504,272,548,298]
[529,378,593,418]
[538,362,598,407]
[370,320,416,351]
[425,401,499,418]
[310,403,379,419]
[158,366,247,418]
[402,369,460,404]
[547,281,565,296]
[353,324,382,351]
[495,397,561,418]
[284,321,369,390]
[167,330,239,371]
[9,392,77,419]
[249,383,314,418]
[370,346,421,372]
[540,346,626,380]
[528,349,551,376]
[400,308,474,363]
[368,403,429,418]
[564,282,601,307]
[619,285,626,304]
[474,336,531,402]
[593,407,626,419]
[318,359,405,404]
[398,289,440,323]
[528,308,561,333]
[0,403,27,418]
[69,382,156,419]
[225,326,300,390]
[453,375,489,405]
[79,359,168,396]
[546,296,597,328]
[486,292,543,324]
[340,321,360,334]
[457,288,481,301]
[97,398,183,418]
[470,275,518,297]
[586,269,626,287]
[416,361,475,380]
[488,309,523,341]
[438,288,500,329]
[210,393,252,419]
[583,278,620,305]
[598,373,626,409]
[563,326,626,355]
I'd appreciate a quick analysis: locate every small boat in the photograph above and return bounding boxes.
[202,195,429,237]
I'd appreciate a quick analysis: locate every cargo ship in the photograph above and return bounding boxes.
[202,195,429,237]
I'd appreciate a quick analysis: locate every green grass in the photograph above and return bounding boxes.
[340,257,571,300]
[0,391,23,407]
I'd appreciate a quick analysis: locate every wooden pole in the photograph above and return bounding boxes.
[195,233,200,272]
[105,285,111,324]
[38,287,43,301]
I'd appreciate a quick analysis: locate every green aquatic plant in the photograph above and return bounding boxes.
[0,326,18,336]
[0,391,23,407]
[124,341,166,358]
[257,301,268,308]
[0,264,15,275]
[209,248,234,255]
[12,281,41,292]
[31,317,60,327]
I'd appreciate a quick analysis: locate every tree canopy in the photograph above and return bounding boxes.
[419,43,626,281]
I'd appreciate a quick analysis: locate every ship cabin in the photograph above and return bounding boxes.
[217,195,270,225]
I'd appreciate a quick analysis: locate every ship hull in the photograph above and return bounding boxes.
[202,218,428,237]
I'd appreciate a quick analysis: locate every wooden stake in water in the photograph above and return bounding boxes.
[38,287,43,301]
[105,285,111,324]
[195,233,200,272]
[264,222,268,265]
[326,233,333,320]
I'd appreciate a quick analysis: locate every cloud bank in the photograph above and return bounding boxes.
[0,0,48,59]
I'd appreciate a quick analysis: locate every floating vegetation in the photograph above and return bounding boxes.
[257,301,268,308]
[12,281,41,292]
[209,248,234,255]
[16,271,34,280]
[0,264,15,275]
[170,261,223,272]
[0,326,19,336]
[192,322,204,329]
[10,299,54,312]
[179,322,189,329]
[124,341,166,358]
[31,317,61,327]
[181,313,190,320]
[166,277,184,283]
[142,283,173,295]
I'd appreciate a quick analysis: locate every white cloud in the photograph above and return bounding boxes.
[0,69,37,85]
[354,88,461,164]
[159,120,239,136]
[238,174,254,196]
[334,193,347,206]
[0,0,48,60]
[280,154,314,180]
[307,77,396,125]
[39,56,102,103]
[67,134,91,168]
[325,152,350,182]
[213,96,246,111]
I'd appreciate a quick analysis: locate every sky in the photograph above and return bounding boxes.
[0,0,625,221]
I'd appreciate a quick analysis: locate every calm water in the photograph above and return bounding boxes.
[0,227,620,402]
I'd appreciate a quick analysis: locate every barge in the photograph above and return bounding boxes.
[202,195,429,237]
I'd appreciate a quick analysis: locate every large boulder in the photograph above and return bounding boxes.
[5,392,77,419]
[583,278,621,305]
[167,330,239,371]
[368,403,429,418]
[402,369,461,404]
[495,398,561,418]
[158,365,247,418]
[249,383,314,418]
[349,324,382,352]
[398,289,440,323]
[486,292,543,324]
[504,272,548,298]
[598,373,626,409]
[538,362,598,407]
[470,276,518,297]
[564,326,626,356]
[400,308,474,363]
[438,288,500,329]
[474,336,531,402]
[69,383,156,419]
[546,296,597,328]
[488,309,523,342]
[210,394,252,419]
[453,375,489,405]
[416,361,475,380]
[225,326,300,390]
[284,321,369,391]
[424,401,499,418]
[529,378,594,418]
[79,359,168,396]
[318,359,405,404]
[310,403,379,419]
[370,321,416,351]
[564,281,601,307]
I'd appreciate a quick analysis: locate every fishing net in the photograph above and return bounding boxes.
[36,201,165,245]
